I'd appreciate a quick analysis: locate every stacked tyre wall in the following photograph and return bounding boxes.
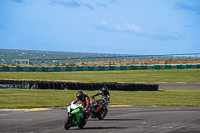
[0,80,158,91]
[0,64,200,72]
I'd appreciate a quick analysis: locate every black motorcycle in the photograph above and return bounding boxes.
[90,97,108,120]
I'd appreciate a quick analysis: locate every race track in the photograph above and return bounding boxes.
[158,82,200,88]
[1,106,200,133]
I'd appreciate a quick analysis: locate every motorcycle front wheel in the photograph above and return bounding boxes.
[64,116,71,130]
[98,109,108,120]
[78,118,86,129]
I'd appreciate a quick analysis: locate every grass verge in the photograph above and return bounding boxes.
[0,69,200,82]
[0,88,200,109]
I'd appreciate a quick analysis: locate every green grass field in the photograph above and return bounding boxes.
[0,69,200,108]
[0,88,199,109]
[0,69,200,82]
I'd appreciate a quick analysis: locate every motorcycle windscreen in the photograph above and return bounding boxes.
[67,106,71,116]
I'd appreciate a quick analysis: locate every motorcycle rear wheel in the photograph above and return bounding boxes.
[64,116,71,130]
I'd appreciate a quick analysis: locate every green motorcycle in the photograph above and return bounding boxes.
[64,101,87,130]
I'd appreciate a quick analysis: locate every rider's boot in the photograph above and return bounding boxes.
[101,106,107,117]
[83,115,88,122]
[83,111,89,122]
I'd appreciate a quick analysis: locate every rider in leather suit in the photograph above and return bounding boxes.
[91,86,110,110]
[72,91,90,121]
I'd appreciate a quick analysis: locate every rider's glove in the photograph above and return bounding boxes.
[103,106,107,110]
[91,96,94,99]
[82,108,86,112]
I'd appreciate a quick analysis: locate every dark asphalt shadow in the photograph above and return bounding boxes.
[73,126,127,130]
[89,118,143,121]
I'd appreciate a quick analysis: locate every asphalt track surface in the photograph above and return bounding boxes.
[0,83,199,133]
[0,106,200,133]
[157,82,200,88]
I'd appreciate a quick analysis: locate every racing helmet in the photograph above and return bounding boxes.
[76,91,84,101]
[101,86,108,94]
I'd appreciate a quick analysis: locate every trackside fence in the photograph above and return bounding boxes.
[12,53,200,65]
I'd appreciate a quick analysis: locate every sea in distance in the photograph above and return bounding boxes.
[1,49,197,65]
[0,49,132,64]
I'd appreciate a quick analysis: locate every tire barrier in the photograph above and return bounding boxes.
[0,64,200,72]
[0,80,158,91]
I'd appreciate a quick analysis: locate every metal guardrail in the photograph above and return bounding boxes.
[13,53,200,65]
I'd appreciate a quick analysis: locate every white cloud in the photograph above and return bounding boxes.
[96,21,142,32]
[95,20,184,41]
[123,23,142,32]
[96,21,143,33]
[96,20,108,26]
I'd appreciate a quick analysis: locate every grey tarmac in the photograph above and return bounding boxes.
[0,106,200,133]
[155,82,200,88]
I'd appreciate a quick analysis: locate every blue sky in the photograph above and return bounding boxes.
[0,0,200,55]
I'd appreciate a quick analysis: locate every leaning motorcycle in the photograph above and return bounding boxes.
[64,101,87,130]
[90,97,108,120]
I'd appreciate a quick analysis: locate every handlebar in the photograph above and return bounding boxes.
[91,96,107,104]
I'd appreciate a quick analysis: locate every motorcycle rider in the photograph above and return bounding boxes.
[71,91,90,122]
[91,86,110,110]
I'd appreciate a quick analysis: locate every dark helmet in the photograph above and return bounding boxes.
[76,91,84,101]
[101,86,108,94]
